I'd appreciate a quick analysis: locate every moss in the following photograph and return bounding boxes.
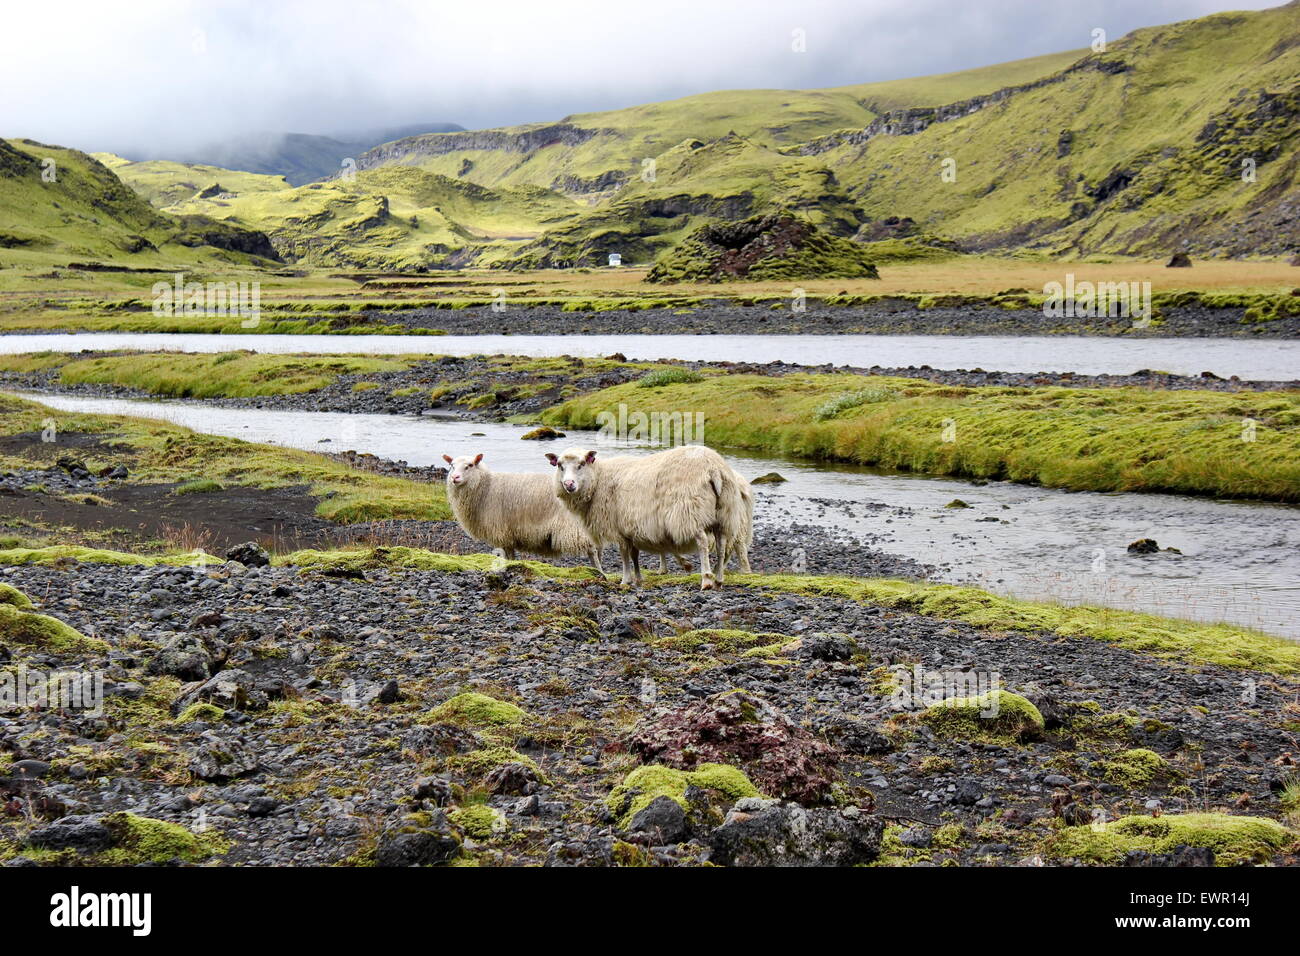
[172,478,223,495]
[1045,813,1294,866]
[0,545,223,567]
[932,823,966,849]
[449,804,506,839]
[175,702,226,724]
[1098,748,1179,789]
[703,573,1300,676]
[0,603,107,653]
[445,747,543,780]
[425,692,527,727]
[606,763,760,828]
[638,367,704,388]
[919,689,1045,742]
[279,546,603,581]
[0,583,33,609]
[99,812,229,864]
[656,628,792,653]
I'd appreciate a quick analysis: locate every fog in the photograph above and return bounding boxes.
[0,0,1279,158]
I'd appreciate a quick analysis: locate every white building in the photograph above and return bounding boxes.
[608,253,622,267]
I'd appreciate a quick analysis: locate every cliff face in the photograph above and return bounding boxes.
[356,124,603,171]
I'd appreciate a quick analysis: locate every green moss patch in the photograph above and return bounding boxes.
[606,763,760,829]
[1046,813,1294,866]
[919,689,1044,742]
[0,583,34,609]
[655,628,793,654]
[0,603,107,654]
[445,747,543,781]
[0,545,223,567]
[99,812,229,865]
[449,804,507,839]
[1097,748,1179,789]
[279,546,603,581]
[425,692,527,727]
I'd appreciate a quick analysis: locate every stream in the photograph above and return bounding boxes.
[16,391,1300,639]
[1,333,1297,381]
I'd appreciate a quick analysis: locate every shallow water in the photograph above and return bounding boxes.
[16,391,1300,638]
[1,332,1296,381]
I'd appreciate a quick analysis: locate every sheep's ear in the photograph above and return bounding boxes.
[545,453,559,466]
[442,454,453,464]
[473,453,483,465]
[584,450,598,465]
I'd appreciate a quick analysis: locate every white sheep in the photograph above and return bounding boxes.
[727,467,754,574]
[443,453,602,569]
[545,445,749,590]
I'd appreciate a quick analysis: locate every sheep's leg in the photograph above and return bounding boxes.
[674,553,693,572]
[588,547,603,573]
[659,553,669,573]
[737,544,752,574]
[713,529,728,584]
[503,547,516,561]
[630,547,643,585]
[618,544,636,586]
[696,532,715,590]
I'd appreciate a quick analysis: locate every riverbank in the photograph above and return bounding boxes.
[2,349,1295,425]
[544,372,1300,502]
[385,299,1300,338]
[1,546,1296,867]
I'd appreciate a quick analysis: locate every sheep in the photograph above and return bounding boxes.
[442,453,601,570]
[545,445,748,590]
[726,467,754,574]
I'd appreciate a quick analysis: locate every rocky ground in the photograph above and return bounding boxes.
[385,301,1300,338]
[2,556,1297,867]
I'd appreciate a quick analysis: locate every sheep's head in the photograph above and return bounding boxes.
[546,447,597,497]
[443,453,484,488]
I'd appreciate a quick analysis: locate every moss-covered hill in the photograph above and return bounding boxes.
[645,214,880,283]
[0,139,280,268]
[25,3,1300,271]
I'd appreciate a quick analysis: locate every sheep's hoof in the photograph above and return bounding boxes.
[700,577,716,591]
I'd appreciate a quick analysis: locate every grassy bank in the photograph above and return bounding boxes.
[1,258,1298,333]
[0,394,448,522]
[12,351,421,398]
[541,372,1300,501]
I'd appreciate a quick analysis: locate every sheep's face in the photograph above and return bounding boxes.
[442,453,484,488]
[546,448,597,496]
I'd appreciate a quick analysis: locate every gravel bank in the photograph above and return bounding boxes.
[2,558,1296,867]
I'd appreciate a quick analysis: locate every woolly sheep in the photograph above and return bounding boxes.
[545,445,748,590]
[443,453,601,570]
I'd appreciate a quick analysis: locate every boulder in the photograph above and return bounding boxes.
[707,799,884,866]
[225,541,270,567]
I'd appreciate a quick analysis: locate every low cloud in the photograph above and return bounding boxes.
[0,0,1279,158]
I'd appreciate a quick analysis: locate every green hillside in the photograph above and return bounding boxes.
[0,139,280,269]
[95,153,290,208]
[813,2,1300,257]
[36,2,1299,271]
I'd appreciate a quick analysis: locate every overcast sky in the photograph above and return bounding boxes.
[0,0,1281,156]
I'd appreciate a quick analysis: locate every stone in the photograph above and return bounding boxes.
[707,802,884,866]
[225,542,270,567]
